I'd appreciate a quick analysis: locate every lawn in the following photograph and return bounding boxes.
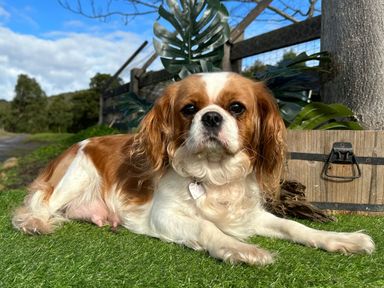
[1,127,383,288]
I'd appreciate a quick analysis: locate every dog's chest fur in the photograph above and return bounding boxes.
[195,178,261,227]
[155,169,262,240]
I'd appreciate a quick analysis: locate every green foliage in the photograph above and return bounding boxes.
[2,73,118,134]
[276,49,307,68]
[0,100,11,129]
[288,102,363,130]
[116,92,153,131]
[13,74,47,107]
[10,74,48,133]
[66,125,119,144]
[242,60,266,78]
[154,0,229,78]
[249,52,362,130]
[89,73,123,93]
[47,96,73,133]
[255,52,329,107]
[68,89,100,132]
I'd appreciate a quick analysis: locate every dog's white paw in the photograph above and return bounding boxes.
[217,244,275,266]
[318,231,375,254]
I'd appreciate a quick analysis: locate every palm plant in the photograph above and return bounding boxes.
[153,0,230,79]
[253,52,362,130]
[253,52,328,124]
[116,92,153,131]
[288,102,363,130]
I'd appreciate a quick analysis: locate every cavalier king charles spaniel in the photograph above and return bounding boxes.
[13,72,374,265]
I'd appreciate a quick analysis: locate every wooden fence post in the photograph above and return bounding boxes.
[222,0,272,72]
[130,68,143,94]
[222,33,244,72]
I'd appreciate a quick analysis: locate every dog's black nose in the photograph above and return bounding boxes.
[202,111,223,130]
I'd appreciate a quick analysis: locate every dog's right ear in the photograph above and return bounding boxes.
[131,83,179,175]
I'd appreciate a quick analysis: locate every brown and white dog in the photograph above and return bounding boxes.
[13,72,374,265]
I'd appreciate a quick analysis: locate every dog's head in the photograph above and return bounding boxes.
[133,72,286,196]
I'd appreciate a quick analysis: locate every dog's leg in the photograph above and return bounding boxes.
[250,210,375,254]
[149,210,274,265]
[12,145,101,234]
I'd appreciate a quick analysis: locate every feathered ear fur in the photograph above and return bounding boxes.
[252,82,286,199]
[131,83,178,175]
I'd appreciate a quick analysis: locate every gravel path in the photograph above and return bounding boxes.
[0,134,43,162]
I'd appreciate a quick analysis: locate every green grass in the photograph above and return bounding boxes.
[26,132,74,143]
[0,128,13,137]
[1,127,383,288]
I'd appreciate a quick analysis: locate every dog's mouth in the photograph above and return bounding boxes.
[198,133,234,155]
[184,127,239,158]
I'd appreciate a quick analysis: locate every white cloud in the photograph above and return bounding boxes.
[0,26,156,101]
[0,5,10,22]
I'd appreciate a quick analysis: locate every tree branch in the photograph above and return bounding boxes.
[58,0,317,25]
[58,0,159,23]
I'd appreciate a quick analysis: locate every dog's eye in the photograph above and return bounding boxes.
[181,104,198,116]
[228,102,246,116]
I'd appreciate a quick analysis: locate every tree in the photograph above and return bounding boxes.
[10,74,48,133]
[58,0,320,25]
[47,96,73,133]
[89,73,123,93]
[321,0,384,129]
[242,50,305,78]
[89,73,123,125]
[242,60,266,78]
[0,100,11,130]
[69,89,100,132]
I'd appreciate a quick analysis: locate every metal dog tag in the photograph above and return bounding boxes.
[188,182,205,200]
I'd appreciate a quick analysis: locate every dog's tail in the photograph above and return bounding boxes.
[12,192,67,235]
[12,144,80,234]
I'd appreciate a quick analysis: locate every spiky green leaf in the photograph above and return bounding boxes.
[288,102,363,130]
[153,0,229,78]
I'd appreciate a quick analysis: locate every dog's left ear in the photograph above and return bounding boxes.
[131,83,178,175]
[251,82,286,198]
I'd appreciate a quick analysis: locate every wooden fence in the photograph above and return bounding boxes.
[101,15,321,126]
[287,130,384,213]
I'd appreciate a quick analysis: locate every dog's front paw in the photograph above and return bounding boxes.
[319,231,375,254]
[218,244,275,266]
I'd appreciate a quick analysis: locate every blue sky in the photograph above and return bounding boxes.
[0,0,319,101]
[1,1,155,37]
[0,0,156,101]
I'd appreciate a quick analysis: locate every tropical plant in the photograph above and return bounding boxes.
[153,0,230,79]
[251,52,362,130]
[117,92,153,131]
[288,102,363,130]
[253,52,330,125]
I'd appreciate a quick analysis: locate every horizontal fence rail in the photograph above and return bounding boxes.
[139,69,173,88]
[103,69,173,101]
[230,15,321,61]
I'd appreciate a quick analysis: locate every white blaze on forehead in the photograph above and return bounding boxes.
[200,72,231,102]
